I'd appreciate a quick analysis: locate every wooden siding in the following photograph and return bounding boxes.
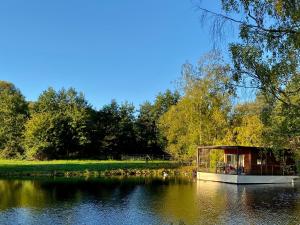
[224,147,295,175]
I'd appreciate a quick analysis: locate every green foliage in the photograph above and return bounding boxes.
[266,75,300,152]
[152,90,180,120]
[136,90,180,155]
[219,0,300,152]
[0,81,28,158]
[94,100,137,157]
[13,85,178,160]
[159,55,233,160]
[91,90,180,158]
[198,0,300,154]
[136,101,159,153]
[24,88,91,159]
[220,0,300,101]
[223,0,300,150]
[225,100,264,146]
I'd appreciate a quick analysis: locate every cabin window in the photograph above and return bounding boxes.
[225,154,244,167]
[226,154,236,166]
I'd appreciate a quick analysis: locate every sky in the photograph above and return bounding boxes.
[0,0,236,109]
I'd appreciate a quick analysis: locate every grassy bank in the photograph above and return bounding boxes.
[0,160,186,177]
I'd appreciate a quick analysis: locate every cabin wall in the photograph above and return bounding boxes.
[224,149,283,175]
[223,148,296,175]
[249,151,295,175]
[250,152,264,175]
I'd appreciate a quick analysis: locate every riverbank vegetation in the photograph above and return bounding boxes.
[0,160,182,177]
[0,0,299,163]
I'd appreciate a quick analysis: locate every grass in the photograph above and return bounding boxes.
[0,160,180,176]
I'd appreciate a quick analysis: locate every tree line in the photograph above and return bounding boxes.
[0,81,179,160]
[1,50,298,161]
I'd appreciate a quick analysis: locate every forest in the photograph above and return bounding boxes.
[0,80,180,160]
[0,0,299,161]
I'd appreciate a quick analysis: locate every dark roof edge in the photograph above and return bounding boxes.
[197,145,266,150]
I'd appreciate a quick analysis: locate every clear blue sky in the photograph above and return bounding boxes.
[0,0,233,109]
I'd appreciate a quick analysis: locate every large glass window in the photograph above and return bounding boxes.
[225,154,245,167]
[225,154,236,166]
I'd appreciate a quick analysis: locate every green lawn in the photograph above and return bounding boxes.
[0,160,179,176]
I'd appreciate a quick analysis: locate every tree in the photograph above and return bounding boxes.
[266,76,300,152]
[136,102,159,154]
[95,100,137,158]
[198,0,300,104]
[152,90,180,121]
[197,0,300,152]
[0,81,28,158]
[225,101,264,146]
[118,102,137,155]
[136,90,180,155]
[24,88,91,159]
[159,56,233,160]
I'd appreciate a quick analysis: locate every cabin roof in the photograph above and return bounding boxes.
[197,145,265,151]
[198,145,293,155]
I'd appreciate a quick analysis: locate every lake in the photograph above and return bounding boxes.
[0,177,299,225]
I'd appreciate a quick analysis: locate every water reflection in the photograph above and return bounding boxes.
[0,177,299,225]
[196,181,300,225]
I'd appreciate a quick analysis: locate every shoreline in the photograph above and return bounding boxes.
[0,160,195,178]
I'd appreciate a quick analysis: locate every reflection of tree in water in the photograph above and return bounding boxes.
[0,177,186,211]
[138,179,226,225]
[197,181,300,225]
[39,177,140,205]
[0,180,48,210]
[145,181,300,225]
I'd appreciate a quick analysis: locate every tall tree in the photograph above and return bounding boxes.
[198,0,300,151]
[24,88,91,159]
[0,81,28,158]
[136,90,180,155]
[136,101,158,154]
[225,101,264,146]
[152,90,180,121]
[95,100,137,158]
[198,0,300,103]
[266,76,300,152]
[159,56,233,160]
[118,102,137,155]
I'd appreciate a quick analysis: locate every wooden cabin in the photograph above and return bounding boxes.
[197,146,296,176]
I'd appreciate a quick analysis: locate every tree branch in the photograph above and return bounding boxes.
[196,7,300,35]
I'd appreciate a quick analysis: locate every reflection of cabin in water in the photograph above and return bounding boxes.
[197,146,299,184]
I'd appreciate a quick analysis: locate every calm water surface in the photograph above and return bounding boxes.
[0,176,299,225]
